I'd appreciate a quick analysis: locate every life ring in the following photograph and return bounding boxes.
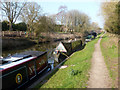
[16,73,22,84]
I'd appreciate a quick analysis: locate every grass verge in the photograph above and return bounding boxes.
[100,33,118,88]
[35,35,100,88]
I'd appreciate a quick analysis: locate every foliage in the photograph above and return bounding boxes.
[34,16,56,37]
[2,20,9,31]
[101,1,120,34]
[70,69,82,76]
[71,40,82,50]
[12,23,16,31]
[2,20,27,31]
[21,2,58,38]
[15,22,27,31]
[54,25,63,32]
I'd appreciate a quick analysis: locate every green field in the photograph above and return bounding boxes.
[35,35,100,88]
[100,33,118,88]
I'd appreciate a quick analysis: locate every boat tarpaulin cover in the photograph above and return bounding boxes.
[55,42,67,52]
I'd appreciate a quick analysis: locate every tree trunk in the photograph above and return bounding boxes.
[9,22,13,31]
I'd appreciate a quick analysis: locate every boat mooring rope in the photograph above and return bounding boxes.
[61,52,69,58]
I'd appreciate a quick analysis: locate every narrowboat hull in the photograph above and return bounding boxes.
[0,51,50,89]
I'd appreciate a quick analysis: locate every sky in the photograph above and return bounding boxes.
[1,0,105,28]
[38,1,104,28]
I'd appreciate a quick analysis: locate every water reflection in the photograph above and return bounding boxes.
[2,42,58,57]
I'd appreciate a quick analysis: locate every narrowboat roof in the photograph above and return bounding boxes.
[0,57,35,71]
[0,51,47,71]
[55,42,67,52]
[2,51,46,62]
[12,51,47,57]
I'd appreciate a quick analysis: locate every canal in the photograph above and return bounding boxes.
[2,42,58,56]
[2,38,81,69]
[2,41,60,69]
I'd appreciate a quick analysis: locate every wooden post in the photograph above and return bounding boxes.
[20,31,22,36]
[2,31,4,36]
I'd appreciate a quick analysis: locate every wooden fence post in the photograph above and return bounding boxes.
[2,31,4,36]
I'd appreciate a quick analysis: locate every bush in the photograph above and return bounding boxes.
[2,20,9,31]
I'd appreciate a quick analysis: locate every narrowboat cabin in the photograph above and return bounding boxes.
[54,40,82,62]
[0,51,51,89]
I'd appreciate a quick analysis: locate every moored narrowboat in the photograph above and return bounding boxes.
[54,40,82,62]
[0,51,51,89]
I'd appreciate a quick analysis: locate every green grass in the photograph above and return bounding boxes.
[35,35,100,88]
[100,33,118,88]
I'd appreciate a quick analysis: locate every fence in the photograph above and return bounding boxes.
[1,31,34,37]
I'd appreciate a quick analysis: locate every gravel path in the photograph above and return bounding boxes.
[87,34,112,88]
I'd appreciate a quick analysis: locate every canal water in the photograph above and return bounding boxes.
[2,41,61,69]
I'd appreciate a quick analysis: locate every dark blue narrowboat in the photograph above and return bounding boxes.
[0,51,51,89]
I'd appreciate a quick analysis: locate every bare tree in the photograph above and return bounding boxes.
[21,2,42,37]
[0,1,26,31]
[65,10,91,33]
[56,5,67,29]
[91,22,100,30]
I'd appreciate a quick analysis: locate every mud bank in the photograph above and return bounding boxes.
[38,32,81,43]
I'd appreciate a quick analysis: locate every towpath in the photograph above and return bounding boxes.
[87,34,112,88]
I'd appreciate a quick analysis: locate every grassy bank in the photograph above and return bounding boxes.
[35,35,100,88]
[100,33,118,88]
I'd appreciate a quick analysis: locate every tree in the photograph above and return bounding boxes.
[64,10,91,33]
[56,5,67,25]
[21,2,42,37]
[101,0,119,34]
[34,16,56,37]
[91,22,100,30]
[0,2,26,31]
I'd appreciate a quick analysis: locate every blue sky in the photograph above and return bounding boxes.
[39,1,104,28]
[1,0,104,28]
